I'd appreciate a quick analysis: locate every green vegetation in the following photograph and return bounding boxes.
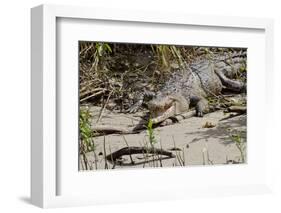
[152,45,185,68]
[79,108,95,152]
[79,108,97,170]
[147,119,157,146]
[230,131,246,163]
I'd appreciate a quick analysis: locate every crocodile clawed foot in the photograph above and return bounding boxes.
[125,107,138,113]
[125,105,141,113]
[196,111,204,117]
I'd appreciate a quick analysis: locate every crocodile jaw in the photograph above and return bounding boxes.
[150,104,176,124]
[148,94,190,124]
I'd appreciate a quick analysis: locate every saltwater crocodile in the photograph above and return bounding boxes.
[128,50,247,124]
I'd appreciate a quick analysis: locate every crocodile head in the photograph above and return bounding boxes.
[147,93,189,124]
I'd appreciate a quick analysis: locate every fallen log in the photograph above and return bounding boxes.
[106,146,175,164]
[92,123,145,135]
[227,106,246,113]
[91,110,197,135]
[159,110,196,126]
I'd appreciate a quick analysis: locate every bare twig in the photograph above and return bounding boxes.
[103,136,108,169]
[96,91,113,123]
[80,90,106,102]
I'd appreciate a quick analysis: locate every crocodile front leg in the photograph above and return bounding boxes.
[191,96,209,117]
[126,90,155,113]
[126,96,144,113]
[195,98,209,117]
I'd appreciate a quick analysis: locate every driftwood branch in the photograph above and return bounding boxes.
[227,106,246,114]
[159,110,196,126]
[106,146,175,165]
[91,110,197,135]
[92,125,138,134]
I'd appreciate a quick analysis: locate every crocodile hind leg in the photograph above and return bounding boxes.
[215,69,246,93]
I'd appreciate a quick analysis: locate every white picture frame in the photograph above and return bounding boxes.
[31,4,274,208]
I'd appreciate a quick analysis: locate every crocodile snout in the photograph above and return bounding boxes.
[147,94,189,124]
